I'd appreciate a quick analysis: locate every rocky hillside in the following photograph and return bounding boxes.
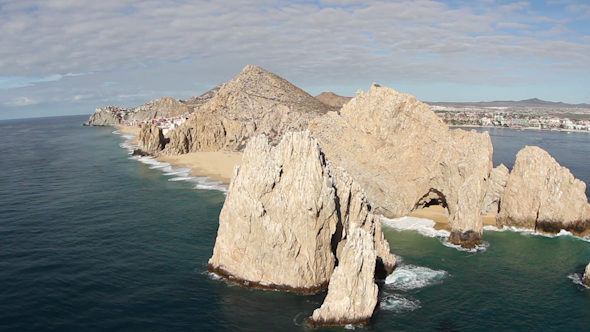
[310,84,494,248]
[84,86,221,126]
[315,91,352,108]
[162,65,333,154]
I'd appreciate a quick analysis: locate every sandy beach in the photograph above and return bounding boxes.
[158,152,242,184]
[408,205,497,230]
[115,125,242,184]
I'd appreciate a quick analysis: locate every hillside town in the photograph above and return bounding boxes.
[432,105,590,132]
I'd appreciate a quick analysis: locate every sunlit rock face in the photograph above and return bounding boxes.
[310,84,494,248]
[497,146,590,235]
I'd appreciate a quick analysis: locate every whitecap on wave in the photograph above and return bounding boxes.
[483,225,590,243]
[385,264,448,291]
[382,216,489,252]
[380,294,421,313]
[381,216,450,238]
[568,273,590,289]
[114,130,228,193]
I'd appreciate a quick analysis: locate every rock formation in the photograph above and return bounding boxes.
[482,164,510,214]
[497,146,590,235]
[307,223,378,327]
[315,91,353,108]
[208,131,396,326]
[83,106,123,126]
[583,263,590,287]
[309,84,494,247]
[129,97,192,122]
[137,124,167,155]
[162,65,333,154]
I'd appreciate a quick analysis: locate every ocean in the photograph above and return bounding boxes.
[1,115,590,331]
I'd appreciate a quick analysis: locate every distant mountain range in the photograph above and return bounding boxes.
[424,98,590,109]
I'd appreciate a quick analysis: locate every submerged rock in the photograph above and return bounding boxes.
[310,84,493,248]
[497,146,590,235]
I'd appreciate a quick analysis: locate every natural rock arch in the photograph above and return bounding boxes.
[413,188,449,213]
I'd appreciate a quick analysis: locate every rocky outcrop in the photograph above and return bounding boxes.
[83,106,124,126]
[208,131,396,326]
[208,131,339,292]
[315,91,353,108]
[310,84,493,247]
[307,222,378,327]
[583,263,590,287]
[497,146,590,235]
[162,65,333,154]
[482,164,510,214]
[129,97,192,122]
[137,124,167,155]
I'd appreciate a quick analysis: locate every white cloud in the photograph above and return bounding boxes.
[0,0,589,118]
[5,96,41,106]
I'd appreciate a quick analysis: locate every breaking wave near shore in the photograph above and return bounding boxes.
[483,225,590,243]
[379,256,449,313]
[381,216,489,252]
[114,130,228,193]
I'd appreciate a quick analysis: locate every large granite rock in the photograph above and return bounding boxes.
[583,263,590,287]
[208,131,396,326]
[310,84,494,247]
[208,131,339,292]
[482,164,510,214]
[497,146,590,235]
[162,65,332,154]
[315,91,352,108]
[129,97,192,122]
[137,124,167,155]
[307,222,378,327]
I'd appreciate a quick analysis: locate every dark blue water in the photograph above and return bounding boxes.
[0,117,589,331]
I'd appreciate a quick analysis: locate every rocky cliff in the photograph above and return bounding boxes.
[309,84,494,247]
[83,106,124,126]
[162,65,333,154]
[497,146,590,235]
[208,131,395,326]
[482,164,510,214]
[137,124,167,155]
[129,97,192,122]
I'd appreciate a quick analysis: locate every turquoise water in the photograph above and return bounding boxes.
[1,116,589,331]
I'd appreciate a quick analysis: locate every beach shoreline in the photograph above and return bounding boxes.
[408,205,497,230]
[114,124,242,184]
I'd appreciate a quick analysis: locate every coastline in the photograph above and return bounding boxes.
[408,205,497,230]
[449,124,590,133]
[115,124,242,184]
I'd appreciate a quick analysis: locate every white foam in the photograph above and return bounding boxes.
[381,216,450,238]
[441,239,490,253]
[568,273,590,289]
[380,294,421,312]
[113,130,228,194]
[385,264,448,291]
[484,225,590,243]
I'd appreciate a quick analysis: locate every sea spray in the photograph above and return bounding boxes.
[382,216,489,252]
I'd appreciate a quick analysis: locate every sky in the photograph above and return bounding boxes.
[0,0,589,120]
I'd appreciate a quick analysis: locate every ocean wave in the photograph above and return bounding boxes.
[382,216,489,252]
[484,225,590,242]
[381,216,450,238]
[380,294,421,313]
[385,264,448,291]
[114,131,228,193]
[568,273,590,289]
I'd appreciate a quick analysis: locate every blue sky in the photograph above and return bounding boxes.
[0,0,589,119]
